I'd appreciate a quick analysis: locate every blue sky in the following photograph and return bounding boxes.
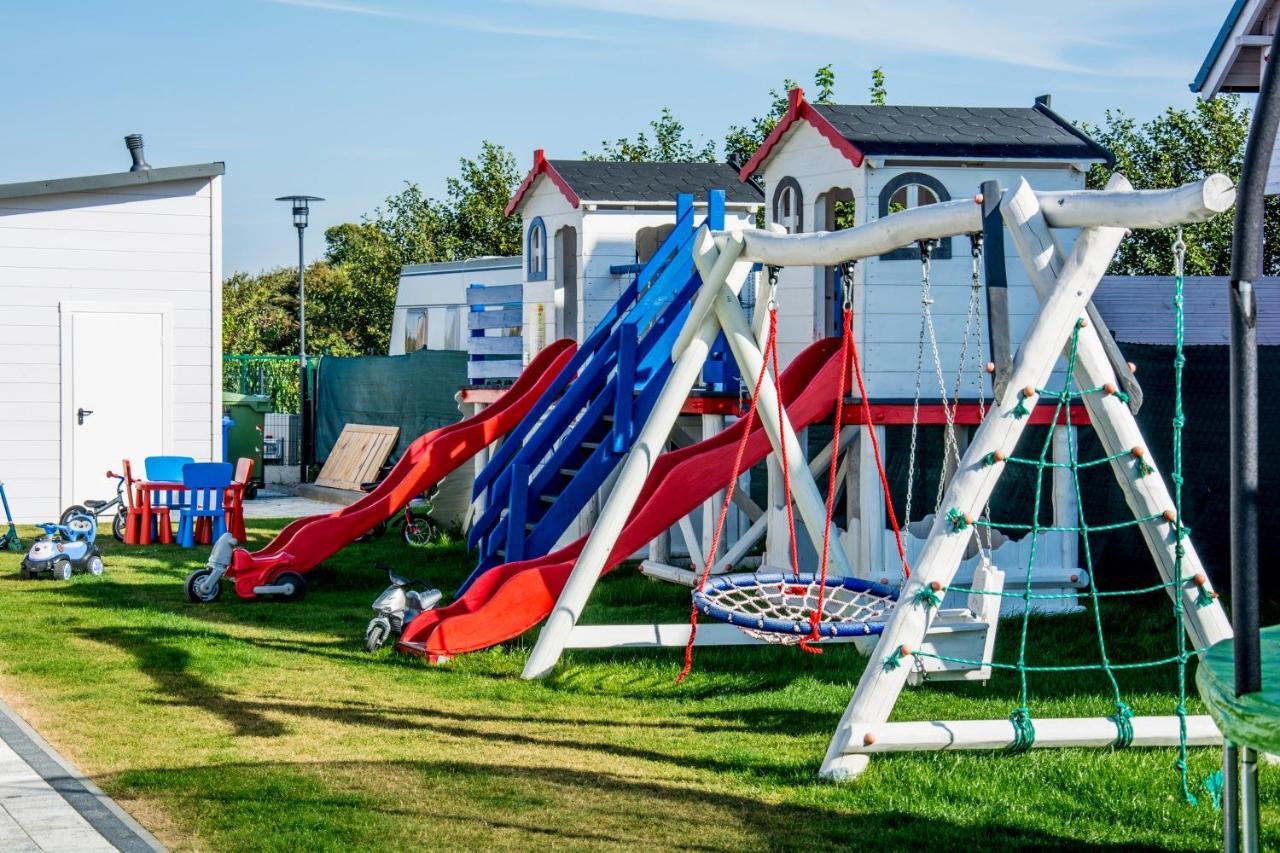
[2,0,1235,274]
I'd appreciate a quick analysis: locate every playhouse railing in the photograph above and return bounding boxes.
[467,283,524,385]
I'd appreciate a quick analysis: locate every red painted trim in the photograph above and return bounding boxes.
[738,87,865,182]
[505,148,581,216]
[681,396,742,415]
[833,402,1090,427]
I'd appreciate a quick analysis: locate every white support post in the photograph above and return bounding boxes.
[1002,179,1233,651]
[1051,426,1079,575]
[857,425,887,582]
[700,413,727,564]
[765,457,789,567]
[821,184,1130,780]
[522,230,749,679]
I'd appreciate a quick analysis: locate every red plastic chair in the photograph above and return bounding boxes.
[121,460,170,545]
[224,458,253,542]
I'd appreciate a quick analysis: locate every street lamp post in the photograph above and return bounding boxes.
[275,195,323,483]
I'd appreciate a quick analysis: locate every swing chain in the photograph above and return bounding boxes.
[1172,228,1186,277]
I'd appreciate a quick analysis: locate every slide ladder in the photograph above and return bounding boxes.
[463,191,736,588]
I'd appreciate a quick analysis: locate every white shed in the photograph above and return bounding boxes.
[0,137,224,522]
[505,151,762,359]
[389,256,521,355]
[1191,0,1280,192]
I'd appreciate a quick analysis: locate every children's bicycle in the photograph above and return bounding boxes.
[354,486,442,548]
[0,481,23,552]
[61,470,129,542]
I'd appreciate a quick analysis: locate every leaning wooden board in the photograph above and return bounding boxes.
[315,424,400,491]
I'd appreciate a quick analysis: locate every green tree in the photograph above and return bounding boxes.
[869,67,887,105]
[583,107,716,163]
[1084,95,1280,275]
[447,141,523,257]
[222,262,369,356]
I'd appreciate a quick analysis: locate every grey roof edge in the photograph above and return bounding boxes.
[0,162,226,201]
[1191,0,1251,93]
[1031,102,1115,168]
[400,256,521,276]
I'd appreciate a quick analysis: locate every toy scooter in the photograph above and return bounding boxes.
[0,481,22,552]
[184,533,306,603]
[21,515,102,580]
[364,564,440,652]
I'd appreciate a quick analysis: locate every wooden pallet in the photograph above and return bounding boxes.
[314,424,400,491]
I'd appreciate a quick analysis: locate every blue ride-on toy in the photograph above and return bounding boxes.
[20,515,103,580]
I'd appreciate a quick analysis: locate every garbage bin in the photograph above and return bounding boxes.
[222,392,271,495]
[221,414,235,463]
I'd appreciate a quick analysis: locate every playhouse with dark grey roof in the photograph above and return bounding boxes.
[737,87,1112,388]
[506,149,761,350]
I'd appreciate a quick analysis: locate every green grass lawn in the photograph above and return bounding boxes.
[0,518,1273,851]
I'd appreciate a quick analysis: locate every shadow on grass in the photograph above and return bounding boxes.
[98,756,1178,852]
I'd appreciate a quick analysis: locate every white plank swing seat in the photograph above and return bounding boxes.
[519,171,1237,780]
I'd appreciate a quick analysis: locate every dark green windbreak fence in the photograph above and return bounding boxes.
[314,349,468,464]
[880,344,1280,595]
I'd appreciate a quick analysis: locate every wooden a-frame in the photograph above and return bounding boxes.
[519,171,1236,778]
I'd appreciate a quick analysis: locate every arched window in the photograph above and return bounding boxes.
[527,217,547,281]
[772,177,803,234]
[877,172,952,260]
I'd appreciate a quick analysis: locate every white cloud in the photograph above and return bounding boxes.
[517,0,1209,79]
[269,0,606,42]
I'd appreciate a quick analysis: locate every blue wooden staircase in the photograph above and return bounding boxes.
[460,191,734,593]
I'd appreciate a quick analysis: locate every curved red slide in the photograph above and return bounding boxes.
[397,337,845,660]
[227,340,578,599]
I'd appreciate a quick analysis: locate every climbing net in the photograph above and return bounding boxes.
[896,231,1210,801]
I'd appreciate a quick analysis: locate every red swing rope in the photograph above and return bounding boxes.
[677,306,783,683]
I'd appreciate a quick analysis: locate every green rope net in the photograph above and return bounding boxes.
[914,237,1204,802]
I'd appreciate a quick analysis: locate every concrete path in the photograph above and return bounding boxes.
[242,489,336,520]
[0,700,163,852]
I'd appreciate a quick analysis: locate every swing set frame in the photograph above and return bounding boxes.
[518,169,1237,780]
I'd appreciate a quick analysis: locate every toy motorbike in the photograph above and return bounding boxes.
[21,515,103,580]
[364,564,441,652]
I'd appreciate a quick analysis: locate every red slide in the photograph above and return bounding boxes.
[226,340,578,600]
[397,337,844,660]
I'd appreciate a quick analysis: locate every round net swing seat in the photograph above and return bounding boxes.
[691,572,899,644]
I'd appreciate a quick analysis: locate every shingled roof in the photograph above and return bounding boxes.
[506,150,761,215]
[740,89,1112,179]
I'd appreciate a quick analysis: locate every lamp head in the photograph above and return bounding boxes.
[275,195,324,229]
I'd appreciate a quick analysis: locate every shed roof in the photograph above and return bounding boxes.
[1190,0,1276,96]
[0,162,226,201]
[740,89,1110,179]
[1094,276,1280,346]
[506,150,761,215]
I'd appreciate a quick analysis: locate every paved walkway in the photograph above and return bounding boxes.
[0,700,163,852]
[242,489,337,520]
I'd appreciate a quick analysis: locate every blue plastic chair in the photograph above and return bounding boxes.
[177,462,232,548]
[145,455,195,515]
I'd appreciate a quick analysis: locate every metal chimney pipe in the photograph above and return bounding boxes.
[125,134,151,172]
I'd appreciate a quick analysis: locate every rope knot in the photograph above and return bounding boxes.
[913,581,943,609]
[1110,702,1135,749]
[1006,707,1036,754]
[947,507,971,532]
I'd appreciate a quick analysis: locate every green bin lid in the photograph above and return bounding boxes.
[221,392,273,412]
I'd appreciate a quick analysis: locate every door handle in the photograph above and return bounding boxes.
[77,408,94,425]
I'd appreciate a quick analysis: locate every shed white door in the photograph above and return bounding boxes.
[67,311,165,502]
